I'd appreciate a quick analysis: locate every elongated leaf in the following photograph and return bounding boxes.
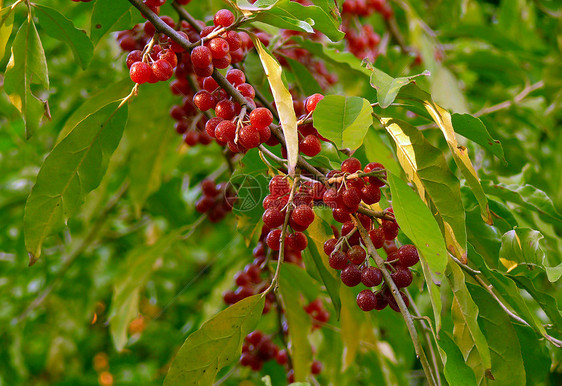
[313,95,373,151]
[388,173,445,328]
[34,4,94,69]
[482,181,562,226]
[382,117,467,261]
[90,0,133,44]
[164,294,265,385]
[24,102,128,263]
[109,227,188,351]
[305,215,341,318]
[451,113,505,162]
[4,20,49,139]
[369,67,429,108]
[436,332,477,386]
[252,37,299,175]
[280,265,313,381]
[286,57,323,96]
[514,324,551,385]
[446,260,492,380]
[362,130,401,177]
[0,6,14,60]
[468,284,525,385]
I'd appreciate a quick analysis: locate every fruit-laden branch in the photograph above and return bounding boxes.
[353,215,437,386]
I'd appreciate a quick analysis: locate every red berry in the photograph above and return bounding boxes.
[262,208,284,228]
[391,266,413,288]
[169,31,189,53]
[257,126,271,143]
[266,229,282,250]
[213,53,231,69]
[286,232,308,251]
[203,76,219,92]
[305,93,324,113]
[346,245,366,265]
[215,99,236,120]
[214,120,236,143]
[226,68,245,85]
[356,290,377,311]
[361,267,383,287]
[329,250,348,270]
[214,9,235,27]
[193,90,217,111]
[191,46,213,68]
[323,238,338,256]
[237,83,255,99]
[208,37,230,59]
[299,135,321,156]
[276,350,288,365]
[341,158,362,174]
[382,219,399,240]
[368,228,385,249]
[129,62,152,84]
[332,207,351,223]
[193,64,214,77]
[158,49,177,68]
[250,108,273,129]
[397,244,420,267]
[364,162,386,187]
[291,205,314,227]
[126,50,142,68]
[361,184,381,204]
[342,187,361,211]
[386,289,410,312]
[205,117,222,138]
[341,264,361,286]
[239,125,261,149]
[269,175,290,197]
[311,360,322,375]
[225,30,242,51]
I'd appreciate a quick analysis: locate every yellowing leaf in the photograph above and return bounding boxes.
[252,37,299,175]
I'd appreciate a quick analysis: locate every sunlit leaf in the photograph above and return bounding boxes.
[4,19,48,138]
[164,295,265,385]
[252,37,299,175]
[368,67,429,108]
[90,0,134,44]
[24,102,128,263]
[313,95,373,151]
[34,4,94,69]
[0,6,14,60]
[451,113,505,162]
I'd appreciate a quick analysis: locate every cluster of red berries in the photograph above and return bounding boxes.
[127,46,177,84]
[342,0,393,19]
[304,299,330,329]
[194,179,236,222]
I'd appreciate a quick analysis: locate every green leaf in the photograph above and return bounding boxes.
[388,173,446,328]
[482,181,562,226]
[285,57,323,96]
[280,265,313,382]
[90,0,134,45]
[280,263,320,302]
[436,332,477,386]
[513,324,551,385]
[446,260,492,379]
[24,102,128,263]
[4,19,49,139]
[109,227,188,351]
[382,117,467,260]
[164,294,265,385]
[34,4,94,69]
[361,130,401,177]
[313,95,373,151]
[368,67,429,108]
[468,284,525,386]
[0,6,14,60]
[451,113,505,162]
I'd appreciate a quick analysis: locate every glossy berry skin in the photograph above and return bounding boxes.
[266,229,282,250]
[250,108,273,129]
[397,244,420,267]
[347,245,366,265]
[208,38,230,59]
[214,120,236,143]
[129,62,152,84]
[357,290,378,311]
[215,99,236,120]
[226,69,245,85]
[382,219,399,240]
[205,117,222,138]
[299,135,321,156]
[214,9,235,27]
[291,205,314,227]
[364,162,387,187]
[329,251,348,270]
[342,187,361,211]
[225,30,242,51]
[368,228,385,249]
[126,50,142,68]
[361,184,381,204]
[305,93,324,113]
[361,266,383,287]
[239,125,260,149]
[269,175,290,197]
[333,208,351,223]
[341,158,362,174]
[191,46,213,68]
[286,232,308,251]
[391,266,413,288]
[262,208,284,229]
[340,264,361,287]
[323,238,338,256]
[193,90,217,111]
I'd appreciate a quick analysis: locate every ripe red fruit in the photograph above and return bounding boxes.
[201,179,218,197]
[368,228,385,249]
[239,125,260,149]
[276,350,288,365]
[286,232,308,251]
[329,250,348,270]
[213,54,231,69]
[342,187,361,211]
[356,290,377,311]
[126,50,142,68]
[299,134,322,156]
[361,184,381,204]
[214,9,235,27]
[391,266,413,288]
[266,229,282,250]
[311,360,323,375]
[203,77,219,92]
[226,69,245,85]
[269,175,290,197]
[346,245,366,265]
[305,93,324,113]
[397,244,420,267]
[386,289,410,312]
[341,264,362,286]
[169,31,189,52]
[193,64,214,77]
[129,62,152,84]
[382,219,399,240]
[262,208,284,228]
[193,90,217,111]
[205,117,222,138]
[341,157,362,174]
[158,49,177,68]
[214,120,236,143]
[361,266,383,287]
[332,207,351,223]
[291,205,314,227]
[249,108,273,129]
[323,238,338,256]
[225,30,242,51]
[257,126,271,143]
[191,45,213,68]
[214,99,236,120]
[364,162,387,187]
[208,37,230,59]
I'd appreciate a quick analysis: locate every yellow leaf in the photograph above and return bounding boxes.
[252,37,299,176]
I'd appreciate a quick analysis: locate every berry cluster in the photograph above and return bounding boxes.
[195,179,236,222]
[304,299,330,329]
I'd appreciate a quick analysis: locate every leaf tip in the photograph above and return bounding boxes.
[28,252,38,266]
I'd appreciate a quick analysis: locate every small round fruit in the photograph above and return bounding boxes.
[361,266,383,287]
[239,125,260,149]
[323,238,338,256]
[191,45,213,68]
[391,266,413,288]
[249,108,273,129]
[341,157,362,174]
[214,120,236,143]
[214,9,235,27]
[368,228,385,249]
[329,250,348,270]
[262,208,284,229]
[356,290,377,311]
[299,135,321,157]
[340,264,361,287]
[129,62,152,84]
[193,90,217,111]
[291,205,314,227]
[266,229,282,250]
[305,93,324,113]
[346,245,366,265]
[397,244,420,267]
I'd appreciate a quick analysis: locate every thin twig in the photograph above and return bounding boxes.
[474,81,544,117]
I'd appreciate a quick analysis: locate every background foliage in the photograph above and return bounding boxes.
[1,0,561,385]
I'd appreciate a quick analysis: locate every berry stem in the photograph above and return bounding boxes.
[352,214,438,386]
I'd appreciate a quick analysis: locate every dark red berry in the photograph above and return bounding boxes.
[397,244,420,267]
[291,205,314,227]
[356,289,377,311]
[391,266,413,288]
[346,245,366,265]
[311,360,322,375]
[126,50,142,68]
[286,232,307,251]
[340,264,361,287]
[323,238,338,256]
[250,108,273,129]
[332,207,351,223]
[215,99,236,120]
[214,120,236,143]
[266,229,282,250]
[214,9,235,27]
[368,228,385,249]
[341,157,362,174]
[305,93,324,113]
[239,125,260,149]
[269,175,290,197]
[191,45,213,68]
[342,187,361,211]
[226,68,245,85]
[225,30,242,51]
[361,266,383,287]
[262,208,284,228]
[129,62,152,84]
[193,90,217,111]
[382,220,399,240]
[329,250,348,270]
[361,184,381,204]
[205,117,222,138]
[208,37,230,59]
[299,134,322,156]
